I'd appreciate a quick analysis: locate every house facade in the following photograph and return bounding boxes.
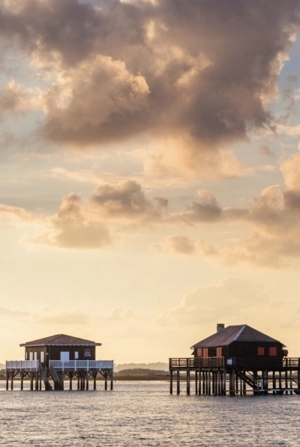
[191,324,287,370]
[20,334,102,368]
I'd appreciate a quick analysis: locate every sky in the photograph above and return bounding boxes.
[1,0,300,364]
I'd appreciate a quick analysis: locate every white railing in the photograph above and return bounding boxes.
[49,360,114,371]
[6,360,39,371]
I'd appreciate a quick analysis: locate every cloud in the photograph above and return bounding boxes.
[28,180,167,249]
[91,180,164,222]
[152,235,196,255]
[52,167,101,184]
[31,193,111,249]
[41,55,150,145]
[281,152,300,190]
[172,189,248,224]
[0,0,298,175]
[158,277,269,326]
[196,178,300,267]
[0,204,30,221]
[260,145,276,159]
[0,81,27,117]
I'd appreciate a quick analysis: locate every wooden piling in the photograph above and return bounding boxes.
[170,370,173,394]
[186,370,190,395]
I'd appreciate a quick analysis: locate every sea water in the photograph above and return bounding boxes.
[0,381,299,446]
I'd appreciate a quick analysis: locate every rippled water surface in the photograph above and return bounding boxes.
[1,381,300,446]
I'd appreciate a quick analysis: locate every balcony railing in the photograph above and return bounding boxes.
[49,360,114,371]
[169,357,300,371]
[169,357,224,369]
[6,360,114,372]
[6,361,39,371]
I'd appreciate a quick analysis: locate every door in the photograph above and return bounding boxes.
[60,352,70,362]
[40,352,45,363]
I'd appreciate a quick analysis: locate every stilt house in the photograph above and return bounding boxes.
[169,323,300,396]
[6,333,114,391]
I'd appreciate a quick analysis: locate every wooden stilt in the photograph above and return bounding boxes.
[229,371,235,396]
[176,370,180,395]
[170,370,173,394]
[279,370,282,392]
[186,370,190,395]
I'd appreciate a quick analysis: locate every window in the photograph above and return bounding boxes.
[203,348,208,358]
[257,347,265,356]
[216,347,222,357]
[84,348,91,358]
[197,348,203,357]
[75,351,79,359]
[269,347,277,356]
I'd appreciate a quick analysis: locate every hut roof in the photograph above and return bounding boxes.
[191,325,285,349]
[20,334,101,347]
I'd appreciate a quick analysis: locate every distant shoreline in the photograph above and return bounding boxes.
[0,369,170,382]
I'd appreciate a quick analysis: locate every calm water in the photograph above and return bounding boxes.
[0,381,300,446]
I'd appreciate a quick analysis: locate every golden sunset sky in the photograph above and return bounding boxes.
[1,0,300,364]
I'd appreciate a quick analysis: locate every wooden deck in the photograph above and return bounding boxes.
[169,357,300,396]
[6,359,114,391]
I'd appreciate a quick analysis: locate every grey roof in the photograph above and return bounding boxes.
[191,325,285,349]
[20,334,101,347]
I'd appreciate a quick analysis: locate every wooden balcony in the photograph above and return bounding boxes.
[169,357,224,369]
[49,360,114,371]
[169,357,300,372]
[6,361,39,371]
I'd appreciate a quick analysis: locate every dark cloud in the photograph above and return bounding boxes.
[284,189,300,209]
[174,190,222,223]
[0,82,27,118]
[91,180,152,217]
[260,145,276,159]
[0,0,298,159]
[91,180,167,222]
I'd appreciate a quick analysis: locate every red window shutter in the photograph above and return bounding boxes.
[257,347,265,356]
[269,347,277,356]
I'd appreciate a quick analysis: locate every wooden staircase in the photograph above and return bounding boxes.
[39,364,52,391]
[49,364,63,390]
